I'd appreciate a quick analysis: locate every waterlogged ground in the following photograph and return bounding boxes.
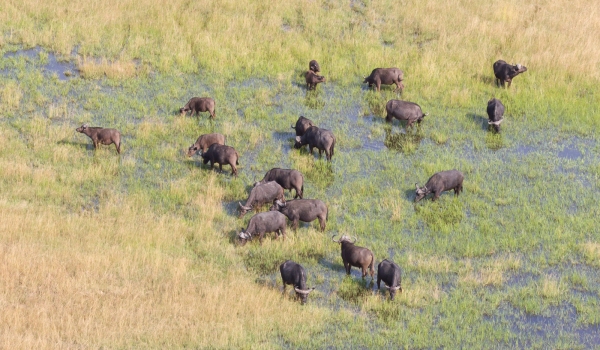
[1,47,600,348]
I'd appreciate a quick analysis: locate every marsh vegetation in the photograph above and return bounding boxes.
[1,0,599,348]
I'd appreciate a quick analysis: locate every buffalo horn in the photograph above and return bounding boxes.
[295,136,301,142]
[331,234,340,243]
[384,283,401,291]
[294,287,315,295]
[415,183,419,190]
[351,236,357,243]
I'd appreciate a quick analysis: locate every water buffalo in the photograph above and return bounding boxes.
[76,124,121,154]
[331,235,375,280]
[179,97,216,119]
[238,181,285,218]
[254,168,304,199]
[363,68,404,93]
[294,126,336,161]
[415,170,464,202]
[291,116,316,137]
[304,71,326,90]
[309,60,320,73]
[200,143,239,176]
[377,259,402,300]
[486,98,505,133]
[385,100,428,129]
[237,211,287,245]
[280,260,315,304]
[187,133,225,156]
[493,60,527,88]
[271,199,328,231]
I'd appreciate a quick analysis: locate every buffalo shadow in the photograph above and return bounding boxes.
[58,139,93,151]
[466,113,489,131]
[472,73,495,86]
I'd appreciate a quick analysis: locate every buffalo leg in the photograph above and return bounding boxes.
[219,163,223,172]
[318,216,325,232]
[231,165,237,177]
[344,262,350,275]
[432,191,441,201]
[293,220,299,231]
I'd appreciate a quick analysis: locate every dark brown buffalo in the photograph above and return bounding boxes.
[493,60,527,88]
[280,260,315,304]
[179,97,216,119]
[76,124,121,154]
[304,71,326,90]
[238,181,285,218]
[377,259,402,300]
[309,60,320,73]
[294,126,336,161]
[271,199,328,231]
[237,211,287,245]
[200,143,239,176]
[363,68,404,92]
[385,100,428,129]
[486,98,505,133]
[254,168,304,199]
[415,170,464,202]
[187,133,225,156]
[291,116,316,137]
[332,235,375,280]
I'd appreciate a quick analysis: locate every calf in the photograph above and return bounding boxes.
[486,98,505,133]
[238,181,285,218]
[291,116,316,137]
[377,259,402,300]
[200,143,239,176]
[271,199,327,231]
[76,124,121,154]
[363,68,404,93]
[493,60,527,88]
[385,100,428,129]
[280,260,315,304]
[304,71,326,90]
[332,235,375,280]
[415,170,464,202]
[237,211,287,245]
[179,97,216,119]
[187,133,225,156]
[294,126,336,161]
[254,168,304,199]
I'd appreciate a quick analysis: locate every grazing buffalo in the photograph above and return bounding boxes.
[331,235,375,280]
[76,124,121,154]
[385,100,428,129]
[271,199,328,231]
[200,143,239,176]
[179,97,216,119]
[294,126,336,161]
[187,133,225,156]
[493,60,527,88]
[363,68,404,93]
[237,211,287,245]
[238,181,285,218]
[309,60,320,73]
[486,98,505,133]
[377,259,403,300]
[291,116,316,137]
[304,71,326,90]
[254,168,304,199]
[280,260,315,304]
[415,170,464,202]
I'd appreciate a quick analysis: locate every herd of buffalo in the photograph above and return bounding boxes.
[76,59,527,303]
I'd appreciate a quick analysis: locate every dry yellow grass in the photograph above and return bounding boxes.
[1,0,598,82]
[0,184,325,348]
[0,81,23,112]
[580,242,600,267]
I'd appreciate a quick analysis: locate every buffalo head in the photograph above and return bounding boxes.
[414,183,429,202]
